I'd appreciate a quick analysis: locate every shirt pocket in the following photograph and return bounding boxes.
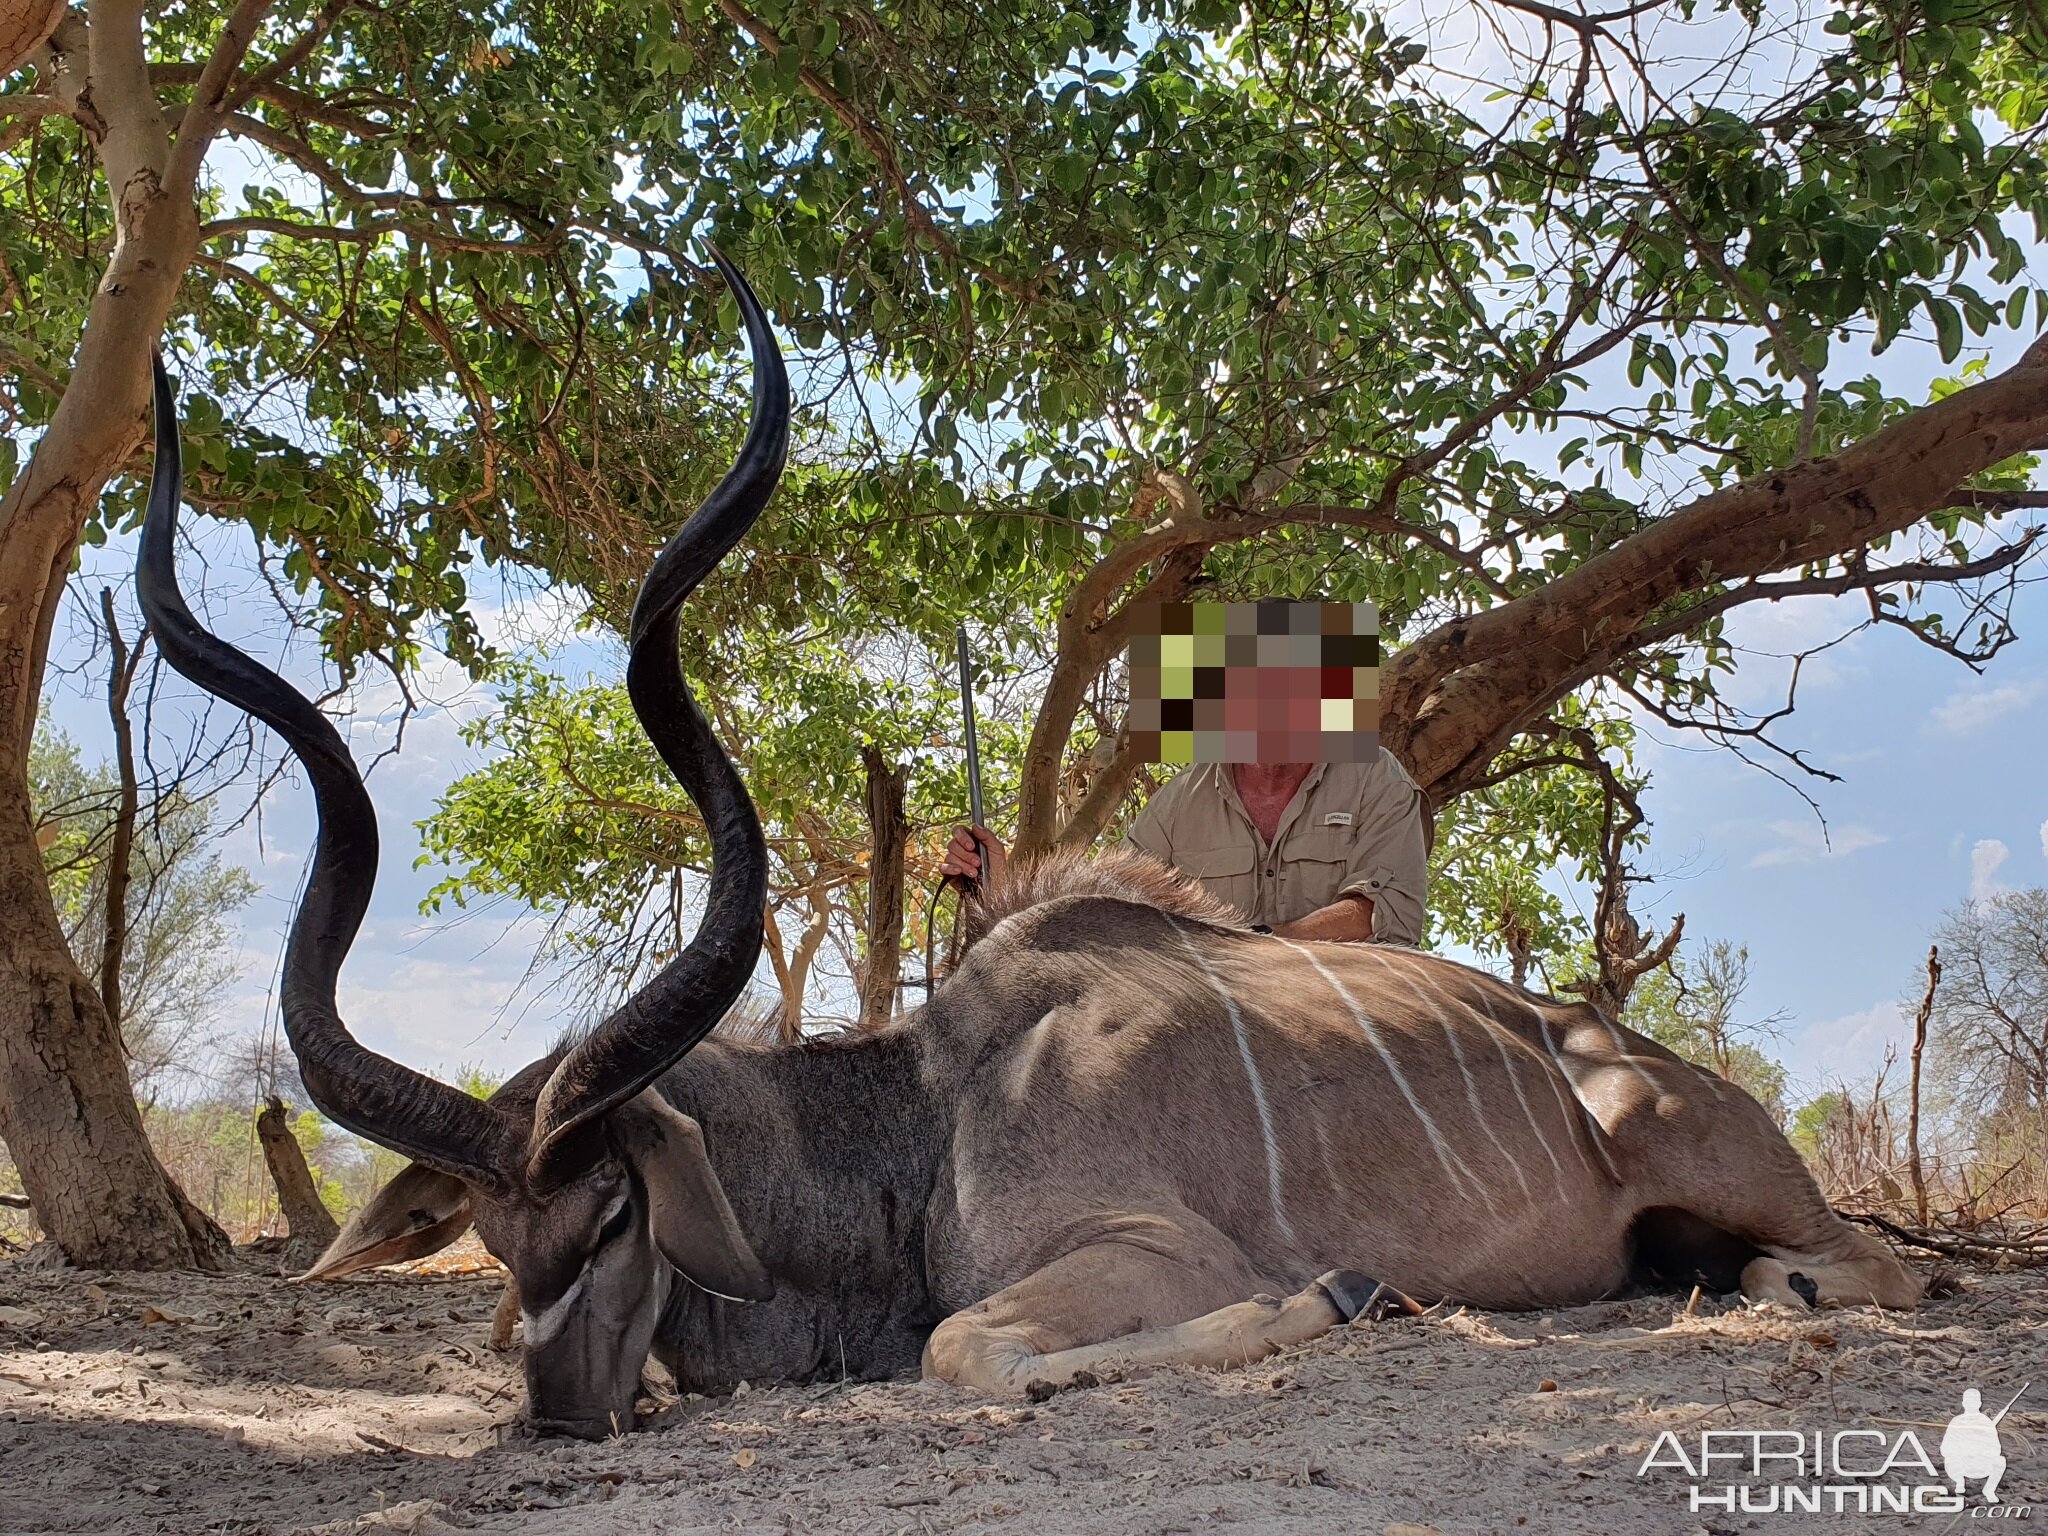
[1276,825,1354,921]
[1175,844,1257,920]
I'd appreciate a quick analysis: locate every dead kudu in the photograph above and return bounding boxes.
[138,254,1921,1439]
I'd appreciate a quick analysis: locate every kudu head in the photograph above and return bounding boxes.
[137,248,788,1438]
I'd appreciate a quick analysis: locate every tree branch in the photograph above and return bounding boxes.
[0,93,68,122]
[709,0,1043,305]
[1623,530,2044,653]
[227,0,353,117]
[165,0,279,195]
[201,213,565,255]
[83,0,169,207]
[1386,332,2048,792]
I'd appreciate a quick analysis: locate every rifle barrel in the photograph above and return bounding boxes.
[955,625,984,834]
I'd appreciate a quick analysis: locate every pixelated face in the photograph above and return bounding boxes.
[1126,601,1380,764]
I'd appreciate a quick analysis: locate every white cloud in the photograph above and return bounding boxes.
[1749,820,1888,869]
[474,584,595,654]
[1706,595,1872,710]
[2039,817,2048,862]
[1928,681,2043,737]
[1972,838,2012,901]
[1789,1002,1911,1090]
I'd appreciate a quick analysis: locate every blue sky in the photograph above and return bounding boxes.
[1598,581,2046,1100]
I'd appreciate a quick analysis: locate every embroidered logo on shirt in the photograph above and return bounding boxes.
[1323,812,1353,826]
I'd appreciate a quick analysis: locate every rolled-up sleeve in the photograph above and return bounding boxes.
[1338,768,1428,945]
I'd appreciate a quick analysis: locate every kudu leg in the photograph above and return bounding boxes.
[923,1222,1377,1395]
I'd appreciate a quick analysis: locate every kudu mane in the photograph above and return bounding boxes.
[962,846,1246,951]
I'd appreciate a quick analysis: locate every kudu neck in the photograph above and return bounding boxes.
[652,1024,948,1390]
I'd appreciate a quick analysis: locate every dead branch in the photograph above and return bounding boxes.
[255,1093,340,1264]
[1847,1210,2048,1269]
[1909,946,1940,1227]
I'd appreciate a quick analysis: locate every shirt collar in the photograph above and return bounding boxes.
[1214,762,1328,796]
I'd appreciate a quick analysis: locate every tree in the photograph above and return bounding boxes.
[417,629,1030,1025]
[7,0,2048,1264]
[30,718,256,1104]
[1626,940,1790,1121]
[1429,699,1672,991]
[254,1090,340,1266]
[1926,888,2048,1127]
[857,743,910,1030]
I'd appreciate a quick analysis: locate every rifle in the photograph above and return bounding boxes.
[955,624,987,890]
[920,626,991,991]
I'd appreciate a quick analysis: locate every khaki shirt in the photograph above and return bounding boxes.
[1118,752,1429,944]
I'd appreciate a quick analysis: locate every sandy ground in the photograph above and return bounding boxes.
[0,1242,2041,1535]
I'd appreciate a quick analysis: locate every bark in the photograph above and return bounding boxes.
[857,745,908,1030]
[0,0,257,1270]
[255,1093,340,1265]
[759,889,830,1041]
[490,1273,520,1350]
[1014,537,1207,852]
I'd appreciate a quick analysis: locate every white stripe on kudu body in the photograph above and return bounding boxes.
[1169,922,1299,1246]
[1390,959,1576,1198]
[1597,1014,1669,1101]
[1435,1000,1536,1203]
[1527,1006,1625,1184]
[1282,940,1496,1213]
[1337,951,1544,1204]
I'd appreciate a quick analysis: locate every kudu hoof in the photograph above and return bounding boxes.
[1315,1268,1413,1323]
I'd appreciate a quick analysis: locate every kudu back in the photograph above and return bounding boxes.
[141,254,1920,1434]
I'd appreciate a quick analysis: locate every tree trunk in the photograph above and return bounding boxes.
[255,1093,339,1266]
[0,750,230,1268]
[0,8,232,1268]
[857,745,908,1030]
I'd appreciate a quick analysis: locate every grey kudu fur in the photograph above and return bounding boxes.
[138,256,1920,1439]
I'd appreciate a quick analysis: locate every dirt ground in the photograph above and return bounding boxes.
[0,1240,2040,1536]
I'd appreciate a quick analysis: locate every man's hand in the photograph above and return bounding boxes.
[942,825,1008,884]
[1272,893,1374,943]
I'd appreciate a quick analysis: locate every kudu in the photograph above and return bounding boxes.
[139,252,1921,1439]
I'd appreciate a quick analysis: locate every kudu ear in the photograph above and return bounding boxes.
[296,1162,472,1282]
[613,1094,773,1303]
